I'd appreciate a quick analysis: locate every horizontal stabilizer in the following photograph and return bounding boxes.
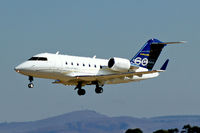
[160,59,169,70]
[152,41,186,45]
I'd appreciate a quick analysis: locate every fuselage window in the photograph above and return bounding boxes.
[89,64,91,67]
[28,57,47,61]
[94,65,97,68]
[83,64,85,67]
[71,62,73,65]
[66,62,68,65]
[100,65,103,69]
[77,63,79,66]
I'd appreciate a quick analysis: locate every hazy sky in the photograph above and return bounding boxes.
[0,0,200,122]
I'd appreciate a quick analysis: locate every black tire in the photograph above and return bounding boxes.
[77,89,86,96]
[95,87,103,94]
[28,83,34,88]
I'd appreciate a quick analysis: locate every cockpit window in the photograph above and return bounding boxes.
[28,57,48,61]
[38,57,48,61]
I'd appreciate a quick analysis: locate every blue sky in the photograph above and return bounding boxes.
[0,0,200,122]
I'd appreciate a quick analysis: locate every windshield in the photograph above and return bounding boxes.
[28,57,48,61]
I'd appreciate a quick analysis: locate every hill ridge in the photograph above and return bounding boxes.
[0,110,200,133]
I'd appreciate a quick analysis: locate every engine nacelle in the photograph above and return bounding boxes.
[108,57,131,72]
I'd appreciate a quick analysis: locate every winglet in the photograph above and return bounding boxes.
[160,59,169,70]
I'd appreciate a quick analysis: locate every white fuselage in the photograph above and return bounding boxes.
[15,53,159,86]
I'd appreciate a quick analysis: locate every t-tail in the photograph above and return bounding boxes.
[130,38,185,70]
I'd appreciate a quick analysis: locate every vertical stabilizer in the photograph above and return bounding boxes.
[130,38,166,70]
[130,39,184,70]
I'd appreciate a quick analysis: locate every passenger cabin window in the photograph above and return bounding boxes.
[28,57,48,61]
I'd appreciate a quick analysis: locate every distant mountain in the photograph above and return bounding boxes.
[0,110,200,133]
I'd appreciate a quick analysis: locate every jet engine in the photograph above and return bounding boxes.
[108,57,131,72]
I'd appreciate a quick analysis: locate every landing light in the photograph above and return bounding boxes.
[14,68,20,73]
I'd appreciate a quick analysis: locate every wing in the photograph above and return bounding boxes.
[52,70,163,85]
[53,59,169,86]
[72,59,168,85]
[76,70,163,81]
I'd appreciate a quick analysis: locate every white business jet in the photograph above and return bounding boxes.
[15,39,183,96]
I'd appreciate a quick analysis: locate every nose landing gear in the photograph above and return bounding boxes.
[28,76,34,88]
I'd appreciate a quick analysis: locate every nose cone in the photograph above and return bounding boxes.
[14,61,34,74]
[14,64,24,73]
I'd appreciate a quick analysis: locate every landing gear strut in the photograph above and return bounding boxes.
[28,76,34,88]
[75,82,86,96]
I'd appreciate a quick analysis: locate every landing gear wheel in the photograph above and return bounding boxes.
[28,83,34,88]
[77,89,86,96]
[95,87,103,94]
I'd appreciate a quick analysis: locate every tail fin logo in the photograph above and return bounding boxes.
[134,57,148,66]
[142,58,148,66]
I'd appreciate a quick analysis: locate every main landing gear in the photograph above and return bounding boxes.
[95,84,103,94]
[28,76,34,88]
[75,82,104,96]
[74,82,86,96]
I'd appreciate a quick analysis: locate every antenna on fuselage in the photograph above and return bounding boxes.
[56,51,60,55]
[93,55,96,59]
